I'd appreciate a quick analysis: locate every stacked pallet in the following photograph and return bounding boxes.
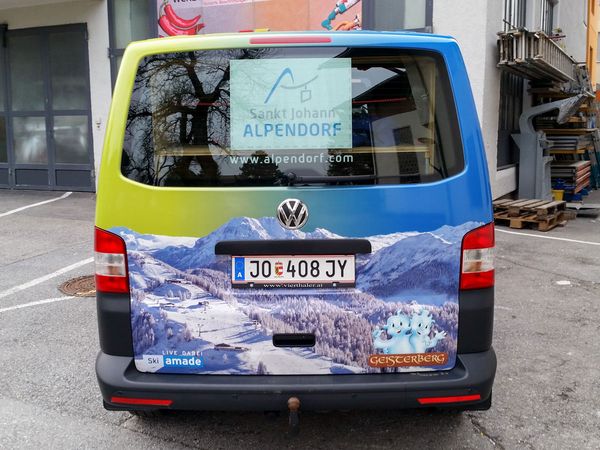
[551,160,592,195]
[543,130,594,155]
[528,66,599,198]
[493,199,576,231]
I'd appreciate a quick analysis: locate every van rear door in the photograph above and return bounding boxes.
[96,37,493,376]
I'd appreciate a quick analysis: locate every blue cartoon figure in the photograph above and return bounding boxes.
[372,311,412,354]
[409,310,447,353]
[372,309,447,355]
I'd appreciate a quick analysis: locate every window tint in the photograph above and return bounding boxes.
[122,47,464,187]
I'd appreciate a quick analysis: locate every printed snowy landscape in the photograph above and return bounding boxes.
[113,218,479,375]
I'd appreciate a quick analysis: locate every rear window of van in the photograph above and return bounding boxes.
[121,47,464,187]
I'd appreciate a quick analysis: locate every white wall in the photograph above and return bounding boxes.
[433,0,505,197]
[0,0,111,187]
[554,0,588,62]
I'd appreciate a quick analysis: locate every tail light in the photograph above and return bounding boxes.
[249,36,332,44]
[417,394,481,405]
[460,222,494,290]
[111,396,173,407]
[95,227,129,293]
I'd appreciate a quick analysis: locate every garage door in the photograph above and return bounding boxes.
[0,24,94,191]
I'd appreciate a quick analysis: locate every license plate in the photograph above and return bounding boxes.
[231,255,355,288]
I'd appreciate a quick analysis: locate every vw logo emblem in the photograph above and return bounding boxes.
[277,199,308,230]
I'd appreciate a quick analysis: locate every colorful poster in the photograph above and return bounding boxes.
[114,219,477,375]
[230,58,352,150]
[156,0,363,37]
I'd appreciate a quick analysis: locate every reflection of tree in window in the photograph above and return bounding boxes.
[237,151,284,185]
[122,49,270,186]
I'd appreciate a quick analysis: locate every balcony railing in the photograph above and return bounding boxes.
[497,29,577,83]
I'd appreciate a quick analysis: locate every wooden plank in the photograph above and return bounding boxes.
[551,161,591,169]
[514,199,545,207]
[508,199,550,217]
[534,200,566,211]
[493,199,528,211]
[540,128,597,135]
[550,149,586,155]
[534,200,566,219]
[523,200,555,210]
[493,199,516,207]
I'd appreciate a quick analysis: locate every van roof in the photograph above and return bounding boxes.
[123,31,459,56]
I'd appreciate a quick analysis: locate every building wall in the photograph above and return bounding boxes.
[554,0,588,63]
[586,0,598,87]
[0,0,112,185]
[433,0,597,199]
[432,0,505,197]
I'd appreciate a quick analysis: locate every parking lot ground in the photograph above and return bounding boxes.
[0,190,599,449]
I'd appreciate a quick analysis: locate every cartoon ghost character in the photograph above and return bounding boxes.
[409,310,447,353]
[372,311,412,354]
[321,0,362,30]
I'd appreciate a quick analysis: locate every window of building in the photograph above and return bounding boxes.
[540,0,556,34]
[503,0,527,31]
[108,0,155,86]
[498,0,528,169]
[362,0,433,33]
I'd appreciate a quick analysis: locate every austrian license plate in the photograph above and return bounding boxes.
[231,255,355,288]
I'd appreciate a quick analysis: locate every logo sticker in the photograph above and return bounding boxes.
[368,352,449,368]
[277,198,309,230]
[163,354,204,368]
[369,309,449,368]
[230,58,352,150]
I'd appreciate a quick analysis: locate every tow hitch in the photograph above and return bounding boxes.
[287,397,300,436]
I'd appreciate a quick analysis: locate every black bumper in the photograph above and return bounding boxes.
[97,348,496,412]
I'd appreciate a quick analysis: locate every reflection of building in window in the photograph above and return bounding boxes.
[393,126,413,146]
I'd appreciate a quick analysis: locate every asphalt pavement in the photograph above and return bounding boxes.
[0,190,599,449]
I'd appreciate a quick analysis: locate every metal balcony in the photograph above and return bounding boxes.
[497,29,577,83]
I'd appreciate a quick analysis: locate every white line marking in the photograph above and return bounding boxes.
[0,191,72,218]
[0,257,94,300]
[0,296,75,314]
[496,228,600,246]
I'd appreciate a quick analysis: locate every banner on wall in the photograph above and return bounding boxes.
[156,0,363,37]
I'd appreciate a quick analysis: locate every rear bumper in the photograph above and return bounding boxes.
[97,348,496,411]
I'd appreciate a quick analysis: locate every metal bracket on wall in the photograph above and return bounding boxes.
[512,94,587,200]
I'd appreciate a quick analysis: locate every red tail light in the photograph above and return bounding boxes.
[417,394,481,405]
[460,223,494,290]
[249,36,332,45]
[95,227,129,294]
[111,396,173,407]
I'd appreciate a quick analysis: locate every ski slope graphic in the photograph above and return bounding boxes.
[131,254,360,375]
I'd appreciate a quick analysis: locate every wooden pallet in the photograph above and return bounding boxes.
[493,211,571,231]
[493,199,576,231]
